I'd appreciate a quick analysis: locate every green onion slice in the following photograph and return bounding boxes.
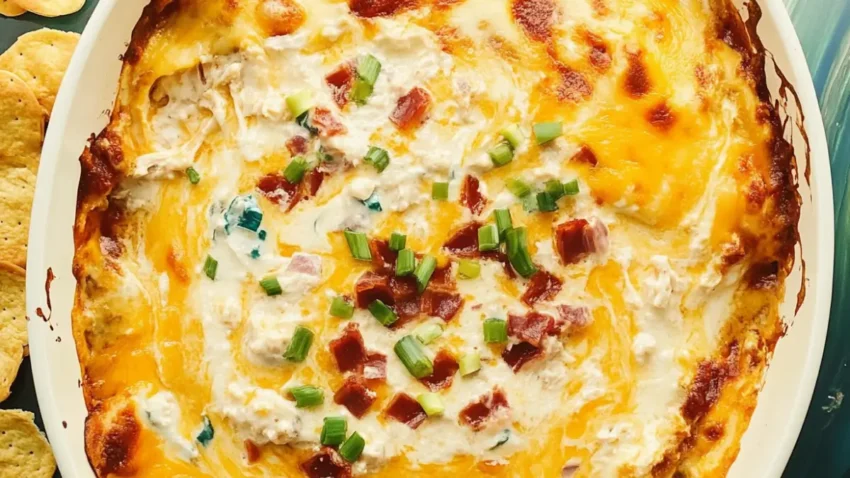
[362,192,382,212]
[237,208,263,232]
[562,179,579,196]
[339,432,365,463]
[488,142,514,167]
[521,194,539,213]
[320,417,348,446]
[368,300,398,327]
[395,249,415,277]
[344,230,372,261]
[459,352,481,376]
[289,385,324,408]
[505,227,538,278]
[533,121,563,145]
[413,322,443,345]
[196,416,215,446]
[536,191,558,212]
[364,146,390,173]
[186,166,201,185]
[483,318,508,343]
[351,80,374,106]
[283,326,314,362]
[259,276,283,296]
[500,124,524,149]
[458,259,481,280]
[432,182,449,201]
[545,179,567,201]
[203,255,218,280]
[329,297,355,319]
[493,209,513,239]
[389,232,406,251]
[478,224,500,252]
[414,255,437,293]
[284,157,308,184]
[286,90,314,119]
[394,335,434,378]
[507,178,532,198]
[358,54,382,86]
[417,393,445,417]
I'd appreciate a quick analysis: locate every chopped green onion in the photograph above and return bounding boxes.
[339,432,365,463]
[289,385,323,408]
[505,227,538,278]
[483,318,508,343]
[238,208,263,232]
[284,157,308,184]
[351,80,374,106]
[186,166,201,185]
[259,276,283,296]
[478,224,500,252]
[413,322,443,345]
[500,124,524,149]
[536,191,558,212]
[521,194,539,213]
[414,255,437,293]
[369,300,398,327]
[320,417,347,446]
[362,192,382,212]
[395,249,415,277]
[203,255,218,280]
[286,90,314,119]
[394,335,434,378]
[417,393,445,417]
[458,352,481,376]
[533,121,563,145]
[432,182,449,201]
[284,326,314,362]
[389,232,406,251]
[316,146,334,163]
[357,54,382,86]
[493,209,513,239]
[364,146,390,173]
[329,297,355,319]
[458,259,481,280]
[545,179,567,201]
[258,230,267,240]
[488,142,514,167]
[562,179,579,196]
[344,230,372,261]
[196,416,215,446]
[507,178,532,198]
[296,110,318,136]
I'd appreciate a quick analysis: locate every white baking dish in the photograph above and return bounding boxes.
[25,0,834,476]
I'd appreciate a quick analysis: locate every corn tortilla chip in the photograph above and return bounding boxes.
[0,410,56,478]
[0,337,22,403]
[0,29,80,114]
[8,0,83,17]
[0,167,36,267]
[0,262,28,359]
[0,0,25,16]
[0,70,43,170]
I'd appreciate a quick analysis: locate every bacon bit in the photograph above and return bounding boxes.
[585,32,611,71]
[326,62,355,108]
[257,173,303,211]
[329,323,368,373]
[460,175,488,215]
[646,102,676,131]
[312,107,347,138]
[355,271,394,308]
[421,289,464,321]
[300,448,352,478]
[385,393,428,429]
[304,169,327,197]
[623,53,651,98]
[390,87,432,130]
[419,350,460,391]
[394,297,422,320]
[370,239,398,274]
[508,312,554,347]
[363,352,387,381]
[334,376,377,418]
[389,275,418,300]
[551,305,592,334]
[521,270,563,306]
[285,135,309,156]
[511,0,558,42]
[571,145,598,166]
[502,342,542,372]
[444,222,482,257]
[554,218,608,265]
[459,389,509,431]
[348,0,415,17]
[244,440,261,463]
[430,262,455,287]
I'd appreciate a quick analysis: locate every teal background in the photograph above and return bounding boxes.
[0,0,848,475]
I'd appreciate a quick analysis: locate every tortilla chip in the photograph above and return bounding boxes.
[0,0,25,17]
[0,262,27,358]
[0,167,36,267]
[8,0,83,17]
[0,338,22,403]
[0,29,80,114]
[0,410,56,478]
[0,70,43,170]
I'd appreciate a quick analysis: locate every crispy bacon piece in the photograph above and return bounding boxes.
[511,0,558,42]
[551,305,592,335]
[390,87,431,130]
[349,0,414,17]
[521,270,563,306]
[443,222,482,257]
[312,107,347,137]
[421,289,463,321]
[502,342,542,372]
[430,262,455,287]
[326,62,355,108]
[355,271,394,308]
[571,145,598,166]
[460,175,487,215]
[371,239,397,274]
[300,448,352,478]
[459,388,509,431]
[304,169,327,197]
[419,350,459,391]
[286,135,309,155]
[363,352,387,381]
[334,376,376,418]
[554,218,608,265]
[508,312,554,347]
[385,393,428,429]
[244,440,261,463]
[329,323,368,373]
[257,173,303,211]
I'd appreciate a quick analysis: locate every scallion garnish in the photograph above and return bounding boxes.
[364,146,390,173]
[284,157,308,184]
[352,54,382,105]
[320,416,347,446]
[533,121,563,145]
[284,326,314,362]
[296,110,318,136]
[329,296,355,319]
[289,385,324,408]
[500,124,524,149]
[432,182,449,201]
[521,193,539,213]
[362,192,382,212]
[186,166,201,185]
[483,318,508,343]
[395,249,415,277]
[389,232,406,251]
[478,224,500,252]
[505,227,538,278]
[562,179,579,196]
[545,179,567,201]
[369,299,398,327]
[344,230,372,261]
[259,276,283,296]
[413,322,443,345]
[417,393,445,417]
[394,335,434,378]
[507,178,532,198]
[351,81,374,106]
[203,255,218,280]
[238,208,263,232]
[458,352,481,376]
[458,259,481,280]
[196,416,215,446]
[414,255,437,293]
[494,209,513,239]
[536,191,558,212]
[286,90,314,119]
[339,432,365,463]
[488,142,514,167]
